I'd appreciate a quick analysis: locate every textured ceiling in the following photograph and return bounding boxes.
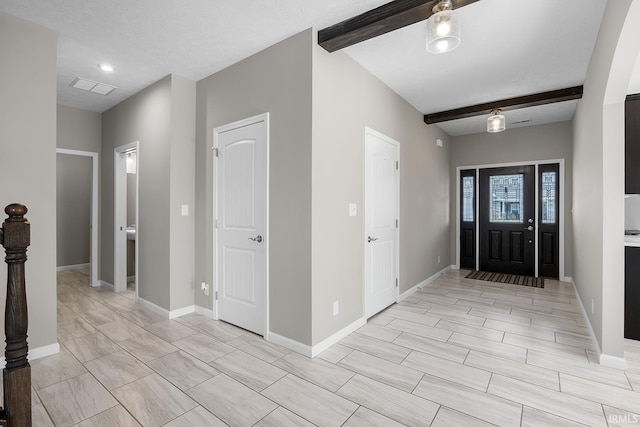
[1,0,637,135]
[344,0,609,135]
[0,0,390,113]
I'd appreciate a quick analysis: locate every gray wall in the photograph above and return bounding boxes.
[450,121,574,278]
[195,30,313,344]
[311,37,452,345]
[57,104,102,152]
[572,0,640,359]
[102,75,196,312]
[56,154,92,267]
[0,12,58,349]
[56,105,102,270]
[169,75,197,311]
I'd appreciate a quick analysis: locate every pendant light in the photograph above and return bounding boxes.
[426,0,461,54]
[487,109,506,133]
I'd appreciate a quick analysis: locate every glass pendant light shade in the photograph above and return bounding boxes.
[487,110,506,133]
[426,1,461,54]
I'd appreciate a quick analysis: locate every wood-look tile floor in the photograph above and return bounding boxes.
[21,269,640,426]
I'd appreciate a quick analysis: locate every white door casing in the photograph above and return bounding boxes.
[215,114,268,336]
[364,127,399,318]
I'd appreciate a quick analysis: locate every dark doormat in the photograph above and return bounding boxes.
[465,270,544,288]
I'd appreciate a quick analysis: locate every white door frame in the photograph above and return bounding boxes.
[56,148,99,286]
[213,113,270,334]
[363,126,400,318]
[454,159,566,280]
[114,141,139,294]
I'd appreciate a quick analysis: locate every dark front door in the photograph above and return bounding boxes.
[479,165,535,275]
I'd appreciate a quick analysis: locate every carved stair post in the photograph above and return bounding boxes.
[1,204,31,427]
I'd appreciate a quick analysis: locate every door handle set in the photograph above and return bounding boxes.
[248,235,263,243]
[367,236,378,243]
[525,226,534,231]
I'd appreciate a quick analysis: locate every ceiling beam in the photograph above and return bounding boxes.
[318,0,480,53]
[423,86,584,124]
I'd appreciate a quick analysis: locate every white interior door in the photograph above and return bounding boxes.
[364,128,399,318]
[216,115,268,336]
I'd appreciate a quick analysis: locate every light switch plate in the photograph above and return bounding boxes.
[181,204,189,216]
[349,203,357,217]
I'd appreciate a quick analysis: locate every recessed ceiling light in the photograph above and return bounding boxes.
[99,64,114,73]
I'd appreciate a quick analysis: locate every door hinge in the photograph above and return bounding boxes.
[395,278,398,287]
[215,219,218,229]
[215,291,218,300]
[396,160,399,170]
[213,147,219,157]
[396,219,398,228]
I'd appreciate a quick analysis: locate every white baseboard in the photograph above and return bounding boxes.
[311,317,366,358]
[267,332,313,357]
[56,263,90,272]
[138,299,207,321]
[195,306,215,318]
[399,265,453,301]
[561,276,573,283]
[99,280,114,290]
[267,316,366,358]
[0,342,60,368]
[169,305,195,319]
[570,279,627,370]
[600,354,628,370]
[136,296,170,319]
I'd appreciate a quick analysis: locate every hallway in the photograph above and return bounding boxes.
[26,269,640,425]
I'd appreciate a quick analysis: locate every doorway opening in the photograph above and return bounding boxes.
[114,142,139,295]
[56,148,99,286]
[457,160,563,279]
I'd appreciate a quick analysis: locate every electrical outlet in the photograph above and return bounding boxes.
[437,256,441,264]
[201,281,209,296]
[333,301,339,316]
[591,298,594,314]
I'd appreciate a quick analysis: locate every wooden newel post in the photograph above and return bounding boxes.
[1,204,31,427]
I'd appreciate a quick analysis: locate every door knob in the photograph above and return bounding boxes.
[367,236,378,243]
[525,226,534,231]
[248,235,263,243]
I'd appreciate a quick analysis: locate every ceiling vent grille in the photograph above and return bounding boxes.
[70,77,116,95]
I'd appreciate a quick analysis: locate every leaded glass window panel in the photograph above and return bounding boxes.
[489,174,523,223]
[541,171,557,224]
[462,176,474,222]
